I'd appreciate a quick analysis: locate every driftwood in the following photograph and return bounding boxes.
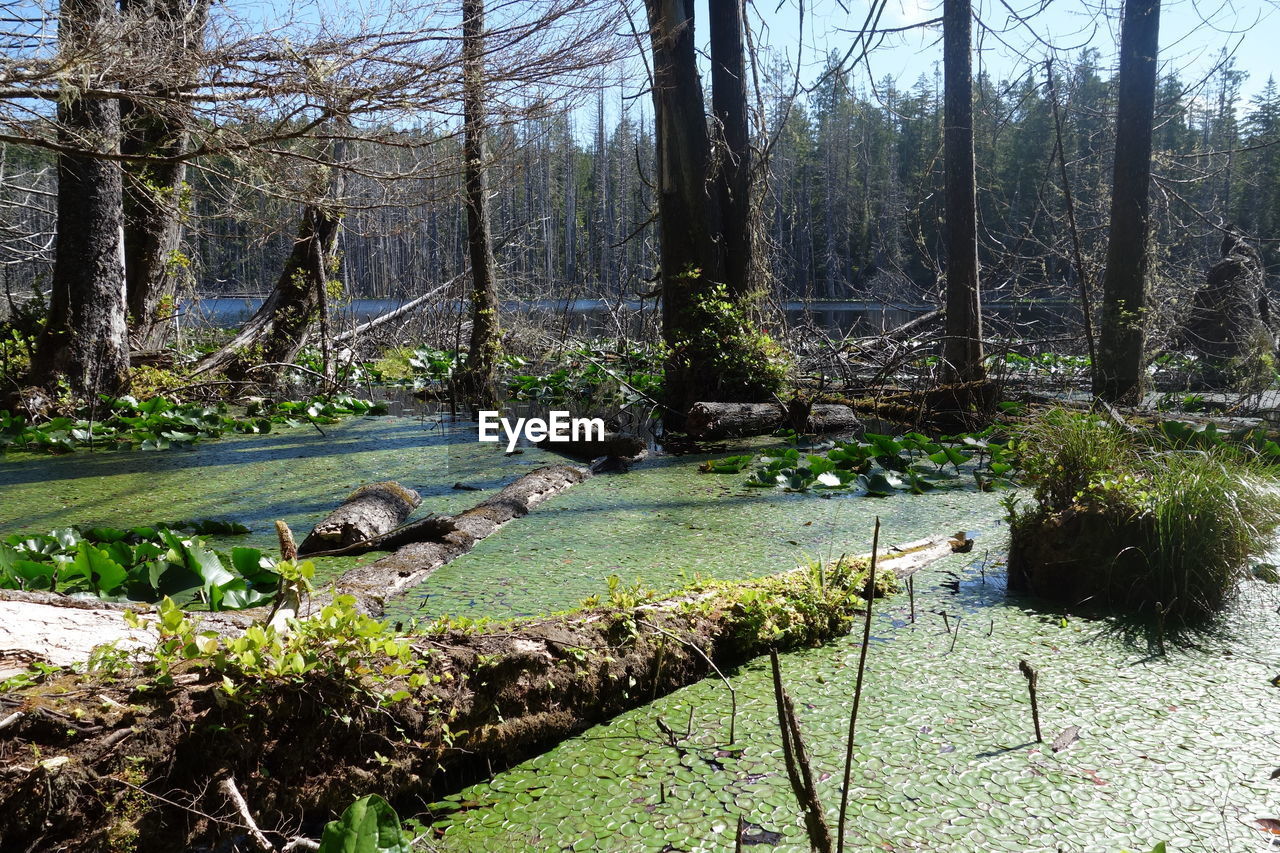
[336,464,590,612]
[0,466,590,666]
[298,481,422,555]
[332,274,462,343]
[684,401,862,440]
[0,534,964,851]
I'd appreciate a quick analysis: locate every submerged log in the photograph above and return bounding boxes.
[298,481,422,555]
[0,534,963,851]
[0,466,589,664]
[685,401,862,440]
[336,464,590,612]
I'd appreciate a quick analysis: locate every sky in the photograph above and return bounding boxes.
[741,0,1279,104]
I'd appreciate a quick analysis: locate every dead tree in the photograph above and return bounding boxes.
[190,139,346,381]
[455,0,502,408]
[1181,229,1273,390]
[1094,0,1161,404]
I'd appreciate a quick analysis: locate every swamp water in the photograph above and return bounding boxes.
[2,415,1279,850]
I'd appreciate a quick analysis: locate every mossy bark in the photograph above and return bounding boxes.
[0,539,956,851]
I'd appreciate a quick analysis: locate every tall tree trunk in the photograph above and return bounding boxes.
[33,0,129,398]
[709,0,752,300]
[940,0,985,385]
[119,0,208,352]
[456,0,502,408]
[1094,0,1161,404]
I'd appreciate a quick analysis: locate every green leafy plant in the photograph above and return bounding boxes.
[0,521,278,609]
[319,794,411,853]
[0,394,387,454]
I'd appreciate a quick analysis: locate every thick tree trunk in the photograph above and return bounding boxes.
[1094,0,1161,404]
[646,0,722,417]
[940,0,985,385]
[119,0,209,352]
[456,0,502,408]
[32,0,129,398]
[709,0,752,301]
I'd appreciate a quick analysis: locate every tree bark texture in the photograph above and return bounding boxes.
[32,0,129,398]
[941,0,985,385]
[709,0,752,301]
[457,0,502,408]
[298,482,423,556]
[119,0,209,351]
[1094,0,1161,404]
[684,401,862,440]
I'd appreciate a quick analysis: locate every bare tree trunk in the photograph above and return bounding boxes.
[119,0,209,352]
[646,0,722,418]
[456,0,502,408]
[940,0,984,385]
[33,0,129,398]
[709,0,752,301]
[1094,0,1161,404]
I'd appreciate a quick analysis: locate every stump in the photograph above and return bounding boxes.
[1181,231,1274,391]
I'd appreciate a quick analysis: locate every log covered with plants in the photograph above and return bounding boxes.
[1006,410,1280,624]
[298,480,422,555]
[0,535,960,851]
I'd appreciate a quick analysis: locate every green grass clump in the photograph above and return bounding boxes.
[1009,410,1280,623]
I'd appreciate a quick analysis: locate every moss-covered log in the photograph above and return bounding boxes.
[0,538,957,851]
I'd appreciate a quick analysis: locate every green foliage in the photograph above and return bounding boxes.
[0,394,387,454]
[0,521,280,609]
[506,341,663,407]
[716,428,1019,495]
[319,795,411,853]
[1010,410,1280,622]
[133,593,433,702]
[668,278,787,400]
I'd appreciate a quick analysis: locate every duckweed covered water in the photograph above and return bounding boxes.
[6,419,1280,849]
[430,549,1280,852]
[0,415,567,583]
[386,451,993,622]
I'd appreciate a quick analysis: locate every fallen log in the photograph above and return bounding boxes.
[298,481,422,555]
[685,401,862,440]
[335,464,590,612]
[535,431,648,472]
[0,533,963,852]
[0,466,589,664]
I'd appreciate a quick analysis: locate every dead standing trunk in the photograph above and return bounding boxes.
[191,200,342,381]
[190,134,346,382]
[32,0,129,398]
[709,0,752,301]
[1094,0,1161,404]
[456,0,502,409]
[940,0,985,385]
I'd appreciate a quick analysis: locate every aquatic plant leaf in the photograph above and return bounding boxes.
[319,794,410,853]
